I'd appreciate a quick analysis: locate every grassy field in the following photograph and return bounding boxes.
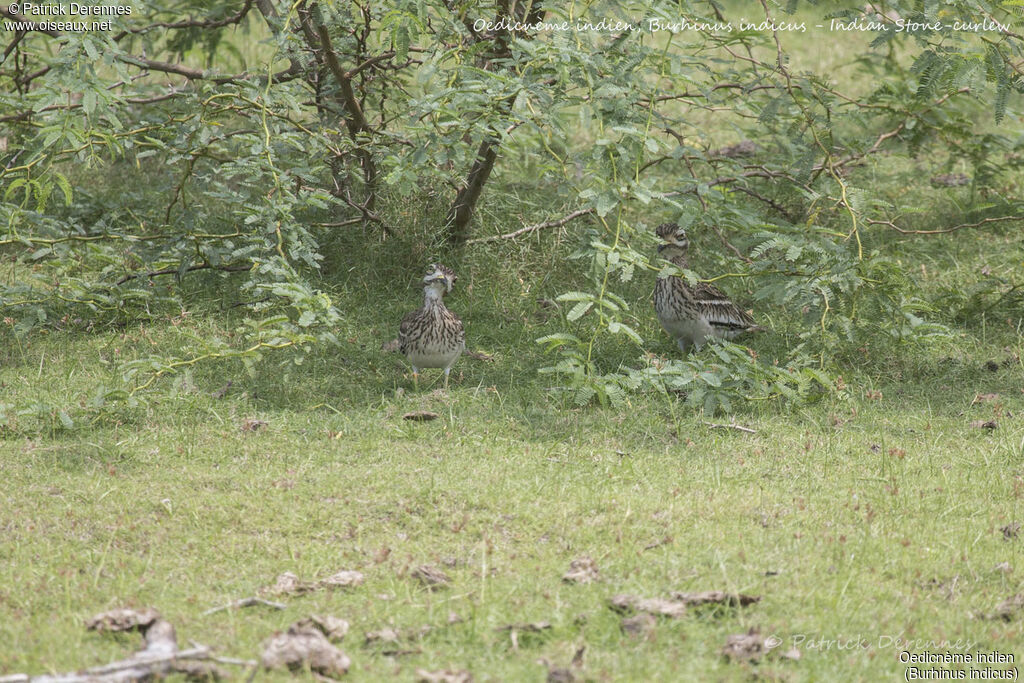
[2,215,1023,680]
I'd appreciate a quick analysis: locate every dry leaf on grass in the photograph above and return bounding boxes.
[989,594,1024,621]
[365,624,432,648]
[546,668,575,683]
[364,627,400,645]
[496,621,552,633]
[320,570,365,588]
[86,607,162,632]
[608,595,687,618]
[403,411,440,422]
[411,564,450,589]
[261,569,364,597]
[381,338,400,353]
[620,613,657,638]
[721,629,800,662]
[241,418,268,432]
[1001,523,1020,540]
[264,571,303,595]
[138,619,179,656]
[464,349,494,362]
[973,393,1001,404]
[562,557,598,584]
[721,629,767,660]
[669,591,762,608]
[415,670,473,683]
[298,615,350,641]
[262,620,351,678]
[610,590,760,621]
[971,420,998,430]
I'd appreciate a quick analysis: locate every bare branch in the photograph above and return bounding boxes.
[707,221,753,264]
[312,18,380,217]
[730,185,796,223]
[315,24,373,135]
[116,262,250,285]
[638,83,779,105]
[346,51,397,79]
[866,215,1024,235]
[115,55,301,85]
[466,208,595,245]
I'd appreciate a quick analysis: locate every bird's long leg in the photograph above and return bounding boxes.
[412,367,420,391]
[676,338,689,354]
[443,367,451,391]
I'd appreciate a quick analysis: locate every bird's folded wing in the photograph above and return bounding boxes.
[693,282,756,329]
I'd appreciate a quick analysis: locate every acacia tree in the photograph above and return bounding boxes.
[1,0,1023,423]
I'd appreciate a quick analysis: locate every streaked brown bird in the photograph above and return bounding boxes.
[399,263,465,389]
[653,222,763,352]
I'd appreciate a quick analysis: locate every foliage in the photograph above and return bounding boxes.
[527,0,1022,408]
[1,0,1023,424]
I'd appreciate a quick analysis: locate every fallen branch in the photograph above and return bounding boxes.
[0,652,215,683]
[4,608,221,682]
[59,646,211,679]
[212,655,259,667]
[202,596,286,616]
[702,421,757,434]
[465,208,595,245]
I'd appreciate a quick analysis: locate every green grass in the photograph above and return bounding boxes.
[3,155,1024,681]
[2,244,1023,679]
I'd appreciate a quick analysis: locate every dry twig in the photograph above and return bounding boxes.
[465,208,595,245]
